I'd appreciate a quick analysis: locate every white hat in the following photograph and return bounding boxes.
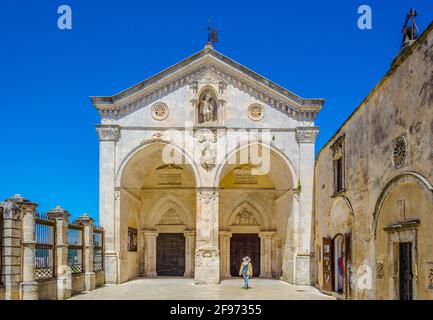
[243,256,251,262]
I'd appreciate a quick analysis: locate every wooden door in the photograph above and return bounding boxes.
[156,233,185,276]
[322,237,333,292]
[230,234,260,277]
[399,242,413,300]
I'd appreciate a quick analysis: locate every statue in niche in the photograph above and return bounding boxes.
[198,91,217,124]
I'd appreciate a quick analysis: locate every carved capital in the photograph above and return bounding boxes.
[295,127,319,143]
[196,188,219,204]
[184,230,196,237]
[96,125,120,142]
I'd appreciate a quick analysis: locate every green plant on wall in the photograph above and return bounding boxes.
[297,179,302,191]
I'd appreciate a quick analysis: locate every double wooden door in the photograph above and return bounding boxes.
[156,233,185,276]
[230,234,260,277]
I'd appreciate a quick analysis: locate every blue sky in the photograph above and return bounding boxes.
[1,1,432,220]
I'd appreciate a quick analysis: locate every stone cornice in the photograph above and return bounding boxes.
[90,47,325,122]
[96,125,120,142]
[295,126,319,143]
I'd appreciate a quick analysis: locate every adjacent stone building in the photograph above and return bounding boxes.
[314,21,433,300]
[91,44,324,286]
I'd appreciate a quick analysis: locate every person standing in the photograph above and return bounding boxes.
[239,257,253,290]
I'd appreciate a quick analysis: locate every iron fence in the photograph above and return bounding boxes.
[93,228,104,272]
[67,224,84,274]
[35,212,56,280]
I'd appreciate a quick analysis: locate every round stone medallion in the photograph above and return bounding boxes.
[151,103,169,121]
[248,104,265,121]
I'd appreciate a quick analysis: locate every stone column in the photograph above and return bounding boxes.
[195,188,220,285]
[76,213,96,291]
[0,195,35,300]
[259,232,275,278]
[139,230,145,277]
[295,127,318,285]
[20,197,39,300]
[143,230,158,277]
[184,231,196,277]
[47,206,71,300]
[96,125,120,284]
[282,192,299,284]
[219,231,232,279]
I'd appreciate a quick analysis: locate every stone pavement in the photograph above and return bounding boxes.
[70,278,335,300]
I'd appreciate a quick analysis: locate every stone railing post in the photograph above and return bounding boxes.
[0,195,37,300]
[47,206,71,300]
[76,213,96,291]
[19,196,38,300]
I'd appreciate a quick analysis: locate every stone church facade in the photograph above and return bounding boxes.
[314,21,433,300]
[91,44,324,286]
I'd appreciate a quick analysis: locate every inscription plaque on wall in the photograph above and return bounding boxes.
[233,168,258,185]
[158,173,182,185]
[157,165,183,185]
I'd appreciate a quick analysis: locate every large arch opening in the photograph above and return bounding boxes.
[118,143,198,282]
[217,143,296,280]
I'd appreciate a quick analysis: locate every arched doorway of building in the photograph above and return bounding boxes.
[216,143,296,280]
[373,173,433,300]
[320,196,353,296]
[118,142,198,282]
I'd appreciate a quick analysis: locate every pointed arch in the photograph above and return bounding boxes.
[223,194,272,230]
[147,194,194,229]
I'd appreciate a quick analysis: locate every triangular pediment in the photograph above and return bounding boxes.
[90,45,324,120]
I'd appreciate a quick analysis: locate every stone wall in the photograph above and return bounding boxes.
[315,22,433,300]
[37,279,57,300]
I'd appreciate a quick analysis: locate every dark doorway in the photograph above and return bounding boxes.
[230,234,260,277]
[399,242,413,300]
[156,233,185,276]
